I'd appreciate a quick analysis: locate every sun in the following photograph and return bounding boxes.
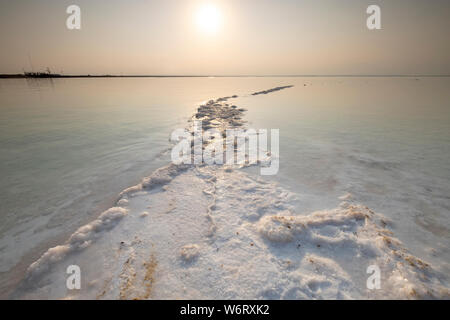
[196,4,222,34]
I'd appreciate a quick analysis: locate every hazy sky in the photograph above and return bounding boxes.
[0,0,449,75]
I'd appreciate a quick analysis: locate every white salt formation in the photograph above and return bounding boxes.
[251,85,294,95]
[11,86,449,300]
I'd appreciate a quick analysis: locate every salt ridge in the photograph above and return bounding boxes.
[12,86,449,299]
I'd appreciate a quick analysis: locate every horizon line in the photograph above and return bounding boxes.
[1,73,450,79]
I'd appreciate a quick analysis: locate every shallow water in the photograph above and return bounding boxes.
[0,77,260,284]
[239,77,450,274]
[0,77,449,297]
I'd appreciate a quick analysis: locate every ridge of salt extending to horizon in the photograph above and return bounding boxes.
[11,85,449,300]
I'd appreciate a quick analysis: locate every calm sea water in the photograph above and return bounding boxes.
[239,77,450,273]
[0,77,449,293]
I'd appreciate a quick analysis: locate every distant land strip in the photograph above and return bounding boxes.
[1,74,450,79]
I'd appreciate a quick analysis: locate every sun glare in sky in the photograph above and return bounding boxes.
[195,3,222,34]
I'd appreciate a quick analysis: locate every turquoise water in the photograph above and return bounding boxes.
[0,77,298,292]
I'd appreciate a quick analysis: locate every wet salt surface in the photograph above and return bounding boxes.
[11,82,450,299]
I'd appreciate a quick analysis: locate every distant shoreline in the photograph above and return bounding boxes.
[1,74,449,79]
